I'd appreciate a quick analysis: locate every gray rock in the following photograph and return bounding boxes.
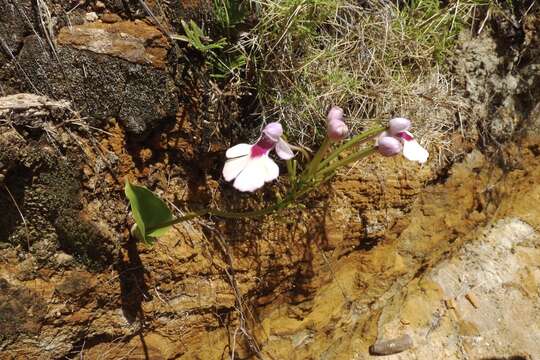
[0,0,35,66]
[12,35,177,135]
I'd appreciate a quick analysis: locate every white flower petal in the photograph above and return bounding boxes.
[261,156,279,182]
[402,139,429,164]
[222,155,250,181]
[275,138,294,160]
[233,157,266,192]
[226,143,252,158]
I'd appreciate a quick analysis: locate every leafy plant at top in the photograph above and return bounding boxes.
[171,20,228,54]
[171,19,246,78]
[124,181,172,244]
[213,0,248,32]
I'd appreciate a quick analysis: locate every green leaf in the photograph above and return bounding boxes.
[169,34,190,42]
[125,181,173,243]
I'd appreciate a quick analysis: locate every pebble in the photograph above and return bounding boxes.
[369,334,414,356]
[56,252,74,265]
[85,12,98,22]
[101,13,122,23]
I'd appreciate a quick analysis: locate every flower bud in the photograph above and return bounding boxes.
[262,122,283,142]
[327,106,348,141]
[327,106,344,122]
[377,135,402,157]
[327,119,349,141]
[388,117,411,136]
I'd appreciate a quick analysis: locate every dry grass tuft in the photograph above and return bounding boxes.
[235,0,492,162]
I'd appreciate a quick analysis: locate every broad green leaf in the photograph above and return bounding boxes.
[125,181,173,243]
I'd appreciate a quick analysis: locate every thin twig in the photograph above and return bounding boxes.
[3,184,31,250]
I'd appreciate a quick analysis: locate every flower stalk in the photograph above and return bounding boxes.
[127,114,429,243]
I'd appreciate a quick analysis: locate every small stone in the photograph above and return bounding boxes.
[55,252,74,265]
[101,13,122,23]
[95,0,105,10]
[85,12,98,22]
[370,334,414,356]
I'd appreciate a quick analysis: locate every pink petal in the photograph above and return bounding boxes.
[327,119,349,141]
[388,118,411,136]
[397,130,414,141]
[375,131,389,145]
[262,122,283,142]
[275,138,294,160]
[402,138,429,164]
[233,157,266,192]
[327,106,344,122]
[377,135,402,157]
[222,155,250,181]
[226,143,252,158]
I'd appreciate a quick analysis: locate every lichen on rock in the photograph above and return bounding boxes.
[10,34,177,135]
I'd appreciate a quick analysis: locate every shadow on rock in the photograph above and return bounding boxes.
[116,238,151,324]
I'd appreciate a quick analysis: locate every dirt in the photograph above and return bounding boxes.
[1,1,540,359]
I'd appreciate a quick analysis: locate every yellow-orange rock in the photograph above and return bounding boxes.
[57,21,169,69]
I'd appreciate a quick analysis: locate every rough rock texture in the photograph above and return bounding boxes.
[380,218,540,359]
[0,94,118,271]
[0,0,35,67]
[11,34,177,135]
[57,21,170,69]
[452,14,540,145]
[1,3,540,360]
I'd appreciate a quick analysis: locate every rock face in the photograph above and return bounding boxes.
[1,2,540,360]
[377,218,540,359]
[0,94,117,271]
[12,34,177,135]
[0,0,35,66]
[242,141,540,360]
[57,21,169,69]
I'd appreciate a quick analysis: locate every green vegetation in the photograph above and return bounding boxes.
[175,0,511,153]
[172,20,245,78]
[213,0,248,32]
[125,181,173,244]
[396,0,490,63]
[244,0,492,150]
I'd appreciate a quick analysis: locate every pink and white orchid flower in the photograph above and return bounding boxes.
[327,106,349,141]
[377,117,429,164]
[222,122,294,192]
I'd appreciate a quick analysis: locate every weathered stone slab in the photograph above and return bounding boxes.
[57,21,169,69]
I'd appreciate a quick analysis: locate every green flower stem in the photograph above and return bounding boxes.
[146,193,299,233]
[147,145,375,235]
[146,209,209,232]
[316,146,377,177]
[305,137,331,178]
[145,129,383,236]
[317,126,385,171]
[286,159,297,190]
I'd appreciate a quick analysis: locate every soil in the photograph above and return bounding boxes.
[1,1,540,359]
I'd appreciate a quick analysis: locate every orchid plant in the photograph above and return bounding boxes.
[126,108,428,243]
